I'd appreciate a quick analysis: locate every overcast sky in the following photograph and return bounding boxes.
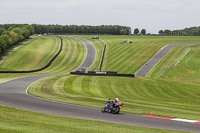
[1,0,200,34]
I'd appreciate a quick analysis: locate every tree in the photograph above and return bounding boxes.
[10,31,19,44]
[141,29,146,35]
[12,28,24,41]
[159,30,164,35]
[30,24,131,35]
[22,27,30,39]
[0,24,33,54]
[0,45,4,53]
[0,36,6,51]
[79,25,85,33]
[1,35,12,48]
[24,25,35,35]
[0,27,6,35]
[127,27,131,35]
[8,25,17,31]
[164,29,171,35]
[134,28,139,35]
[120,29,128,35]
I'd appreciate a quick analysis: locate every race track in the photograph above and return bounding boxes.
[0,38,199,132]
[135,43,196,76]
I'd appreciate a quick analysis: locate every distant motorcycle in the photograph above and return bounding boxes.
[102,99,123,114]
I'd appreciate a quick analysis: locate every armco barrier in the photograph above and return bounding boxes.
[71,71,135,78]
[98,44,106,71]
[157,44,200,79]
[0,36,63,73]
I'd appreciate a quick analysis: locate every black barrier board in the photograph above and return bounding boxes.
[70,72,134,78]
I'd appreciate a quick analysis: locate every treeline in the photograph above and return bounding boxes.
[159,29,187,36]
[133,28,146,35]
[175,26,200,36]
[159,26,200,36]
[0,24,131,36]
[32,24,131,35]
[0,24,34,54]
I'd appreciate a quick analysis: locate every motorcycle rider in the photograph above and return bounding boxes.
[103,98,122,113]
[114,98,120,104]
[108,98,120,103]
[107,98,120,110]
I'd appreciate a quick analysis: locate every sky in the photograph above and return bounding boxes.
[0,0,200,34]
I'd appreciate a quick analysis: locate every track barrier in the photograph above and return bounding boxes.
[157,44,200,79]
[71,71,135,78]
[98,44,106,71]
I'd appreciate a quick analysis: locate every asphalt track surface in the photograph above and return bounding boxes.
[0,38,199,132]
[70,36,96,72]
[135,43,196,76]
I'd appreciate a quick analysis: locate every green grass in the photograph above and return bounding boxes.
[0,105,187,133]
[28,74,200,121]
[74,35,105,71]
[160,46,200,84]
[0,36,86,74]
[0,36,87,82]
[0,36,59,71]
[0,73,34,83]
[38,36,86,73]
[147,45,190,78]
[0,38,30,59]
[89,35,200,74]
[2,35,200,132]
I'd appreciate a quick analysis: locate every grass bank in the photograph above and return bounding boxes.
[147,45,190,78]
[0,105,186,133]
[0,36,59,71]
[79,35,200,74]
[161,46,200,84]
[28,75,200,121]
[0,36,87,82]
[38,36,87,74]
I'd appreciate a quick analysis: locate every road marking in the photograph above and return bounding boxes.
[172,118,198,123]
[142,115,173,120]
[142,115,200,124]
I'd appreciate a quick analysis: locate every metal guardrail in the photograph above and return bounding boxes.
[157,44,200,79]
[189,44,200,48]
[98,44,106,72]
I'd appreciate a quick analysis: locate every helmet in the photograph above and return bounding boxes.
[115,98,119,102]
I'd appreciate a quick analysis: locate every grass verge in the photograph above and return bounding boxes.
[0,36,59,71]
[147,45,190,78]
[0,36,87,82]
[96,35,200,74]
[74,35,104,71]
[28,75,200,121]
[161,46,200,84]
[38,36,87,74]
[0,105,188,133]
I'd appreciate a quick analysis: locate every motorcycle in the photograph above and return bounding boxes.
[102,99,123,114]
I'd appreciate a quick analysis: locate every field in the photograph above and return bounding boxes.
[159,46,200,84]
[147,45,190,78]
[147,43,200,84]
[0,35,86,82]
[0,36,59,71]
[0,105,185,133]
[40,36,86,74]
[1,35,200,132]
[79,35,200,74]
[28,74,200,121]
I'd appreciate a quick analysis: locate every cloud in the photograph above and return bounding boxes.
[1,0,200,33]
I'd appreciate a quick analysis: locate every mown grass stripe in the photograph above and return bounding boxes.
[29,73,200,120]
